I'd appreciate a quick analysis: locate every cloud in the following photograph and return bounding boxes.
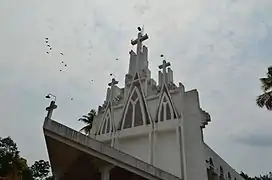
[233,132,272,147]
[0,0,272,177]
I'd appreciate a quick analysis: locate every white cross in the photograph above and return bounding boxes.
[131,28,149,71]
[159,60,171,85]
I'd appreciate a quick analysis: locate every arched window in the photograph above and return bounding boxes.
[208,158,214,171]
[220,166,224,177]
[157,92,177,122]
[121,85,150,130]
[228,172,232,180]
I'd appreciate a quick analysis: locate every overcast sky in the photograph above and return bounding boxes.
[1,0,272,177]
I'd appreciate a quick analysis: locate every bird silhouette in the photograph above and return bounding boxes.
[60,52,64,55]
[45,41,49,43]
[50,48,52,50]
[47,44,50,47]
[160,54,164,57]
[46,52,49,54]
[61,61,64,63]
[110,73,113,76]
[64,64,67,67]
[45,37,48,40]
[137,27,141,31]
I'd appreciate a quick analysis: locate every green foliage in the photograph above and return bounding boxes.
[78,109,97,135]
[0,136,53,180]
[31,160,50,180]
[256,66,272,111]
[240,171,272,180]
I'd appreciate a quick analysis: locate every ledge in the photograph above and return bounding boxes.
[43,119,181,180]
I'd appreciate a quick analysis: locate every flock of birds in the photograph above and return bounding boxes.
[44,36,121,102]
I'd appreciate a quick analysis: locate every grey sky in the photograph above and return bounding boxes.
[0,0,272,177]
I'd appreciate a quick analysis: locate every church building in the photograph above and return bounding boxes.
[43,28,245,180]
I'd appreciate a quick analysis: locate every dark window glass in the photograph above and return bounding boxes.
[166,103,172,120]
[160,105,165,122]
[124,103,133,129]
[134,101,143,126]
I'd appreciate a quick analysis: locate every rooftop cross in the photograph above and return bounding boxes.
[108,78,119,104]
[159,59,171,85]
[131,27,149,71]
[45,101,57,119]
[108,78,119,88]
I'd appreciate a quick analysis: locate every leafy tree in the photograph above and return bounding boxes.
[0,136,53,180]
[256,66,272,111]
[78,109,96,135]
[31,160,50,180]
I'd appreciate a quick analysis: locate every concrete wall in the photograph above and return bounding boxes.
[154,129,182,178]
[183,90,207,180]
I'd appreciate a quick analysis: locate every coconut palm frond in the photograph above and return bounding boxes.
[78,117,91,124]
[260,77,272,91]
[256,92,272,111]
[80,125,92,135]
[256,93,267,108]
[264,92,272,110]
[78,109,97,135]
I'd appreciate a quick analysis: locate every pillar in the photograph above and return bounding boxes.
[100,165,114,180]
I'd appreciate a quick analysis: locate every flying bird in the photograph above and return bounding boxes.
[45,37,48,40]
[110,73,113,76]
[60,52,64,55]
[71,98,74,100]
[116,58,119,61]
[50,47,52,50]
[137,27,141,31]
[60,70,62,72]
[160,54,164,57]
[47,44,50,47]
[45,41,49,43]
[46,52,49,54]
[64,64,67,67]
[61,61,64,63]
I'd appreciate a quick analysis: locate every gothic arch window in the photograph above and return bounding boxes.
[98,109,113,135]
[208,158,214,171]
[157,92,177,122]
[228,172,232,180]
[121,86,148,130]
[220,166,224,177]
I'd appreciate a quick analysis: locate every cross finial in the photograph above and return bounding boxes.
[45,101,57,119]
[159,58,171,85]
[131,27,149,71]
[108,78,118,88]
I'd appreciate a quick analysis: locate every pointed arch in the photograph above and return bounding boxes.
[118,73,151,130]
[97,106,114,135]
[156,85,178,122]
[219,166,224,177]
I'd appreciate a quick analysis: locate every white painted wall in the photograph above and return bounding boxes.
[154,129,182,177]
[183,90,207,180]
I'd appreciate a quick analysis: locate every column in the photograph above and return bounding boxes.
[100,165,114,180]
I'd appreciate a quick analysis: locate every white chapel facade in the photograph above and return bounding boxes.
[90,29,245,180]
[43,28,245,180]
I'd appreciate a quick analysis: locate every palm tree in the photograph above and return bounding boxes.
[78,109,96,135]
[256,66,272,111]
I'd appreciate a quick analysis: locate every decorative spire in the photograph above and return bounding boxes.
[108,78,119,104]
[158,55,171,85]
[131,27,149,72]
